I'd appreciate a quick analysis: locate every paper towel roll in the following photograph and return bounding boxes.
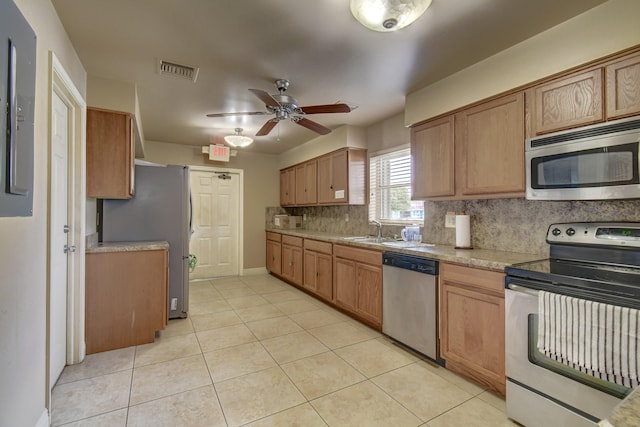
[455,213,471,248]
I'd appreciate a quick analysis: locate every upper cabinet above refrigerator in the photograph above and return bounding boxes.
[86,107,135,199]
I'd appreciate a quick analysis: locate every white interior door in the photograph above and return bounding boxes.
[50,91,69,388]
[190,170,240,278]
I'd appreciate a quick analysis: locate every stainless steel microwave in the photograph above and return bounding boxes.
[526,116,640,200]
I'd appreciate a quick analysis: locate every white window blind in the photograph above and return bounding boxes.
[369,148,423,223]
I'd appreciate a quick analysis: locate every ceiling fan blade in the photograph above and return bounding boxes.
[249,89,281,108]
[298,103,351,114]
[294,117,331,135]
[206,111,268,117]
[256,120,278,136]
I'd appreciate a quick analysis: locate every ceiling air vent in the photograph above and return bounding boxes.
[158,59,199,83]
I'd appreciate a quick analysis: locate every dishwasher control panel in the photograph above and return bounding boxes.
[382,252,438,275]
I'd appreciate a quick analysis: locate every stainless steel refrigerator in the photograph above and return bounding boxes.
[102,163,190,319]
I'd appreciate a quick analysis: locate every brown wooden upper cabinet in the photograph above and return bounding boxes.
[295,160,317,205]
[529,69,604,136]
[411,116,455,199]
[281,148,366,207]
[411,92,525,200]
[87,107,135,199]
[606,51,640,120]
[457,92,525,197]
[317,148,366,205]
[528,50,640,136]
[279,167,296,206]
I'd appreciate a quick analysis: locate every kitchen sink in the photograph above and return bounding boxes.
[381,241,435,248]
[342,236,385,243]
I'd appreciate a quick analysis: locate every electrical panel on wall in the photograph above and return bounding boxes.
[0,0,36,217]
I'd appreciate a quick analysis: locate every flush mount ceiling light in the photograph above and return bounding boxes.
[350,0,433,32]
[224,128,253,148]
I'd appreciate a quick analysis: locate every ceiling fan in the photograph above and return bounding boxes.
[206,79,352,136]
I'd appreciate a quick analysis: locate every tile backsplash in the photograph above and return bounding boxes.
[267,198,640,256]
[424,198,640,256]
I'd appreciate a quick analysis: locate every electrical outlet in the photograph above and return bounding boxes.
[445,212,456,228]
[170,298,178,311]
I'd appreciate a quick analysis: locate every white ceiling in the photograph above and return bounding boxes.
[52,0,606,155]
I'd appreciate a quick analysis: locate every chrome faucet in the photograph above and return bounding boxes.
[372,220,382,242]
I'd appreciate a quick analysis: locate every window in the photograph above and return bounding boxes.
[369,147,423,223]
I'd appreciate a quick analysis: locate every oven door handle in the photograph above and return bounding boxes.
[507,283,541,297]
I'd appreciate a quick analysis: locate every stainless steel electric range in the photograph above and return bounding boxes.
[504,222,640,427]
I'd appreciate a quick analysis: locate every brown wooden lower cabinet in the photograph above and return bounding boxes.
[439,262,506,395]
[85,248,168,354]
[281,235,303,286]
[266,232,282,275]
[333,244,382,329]
[303,239,333,301]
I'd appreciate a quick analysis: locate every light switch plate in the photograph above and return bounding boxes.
[445,213,456,228]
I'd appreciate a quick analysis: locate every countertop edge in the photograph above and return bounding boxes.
[266,228,542,271]
[86,241,170,253]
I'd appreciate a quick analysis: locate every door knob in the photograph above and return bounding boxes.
[64,245,76,253]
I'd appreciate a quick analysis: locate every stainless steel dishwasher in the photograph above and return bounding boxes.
[382,252,439,361]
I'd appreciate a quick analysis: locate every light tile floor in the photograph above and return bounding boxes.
[52,274,520,426]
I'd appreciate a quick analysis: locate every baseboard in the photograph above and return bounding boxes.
[35,409,49,427]
[243,267,268,276]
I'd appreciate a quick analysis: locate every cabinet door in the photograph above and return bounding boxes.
[356,263,382,326]
[281,244,302,286]
[317,155,333,203]
[333,257,357,311]
[440,278,505,395]
[295,161,317,205]
[280,168,295,206]
[532,69,604,135]
[318,151,348,204]
[330,150,348,203]
[266,240,281,275]
[316,253,333,301]
[303,250,318,292]
[85,249,167,354]
[87,108,134,199]
[606,52,640,119]
[457,92,525,196]
[411,115,455,199]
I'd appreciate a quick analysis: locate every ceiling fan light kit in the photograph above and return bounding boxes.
[350,0,433,32]
[207,79,352,137]
[224,128,253,147]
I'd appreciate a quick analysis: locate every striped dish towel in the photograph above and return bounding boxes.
[537,290,640,388]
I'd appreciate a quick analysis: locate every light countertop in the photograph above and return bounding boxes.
[86,241,169,253]
[267,228,541,271]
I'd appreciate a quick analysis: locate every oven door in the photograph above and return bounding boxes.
[505,282,625,427]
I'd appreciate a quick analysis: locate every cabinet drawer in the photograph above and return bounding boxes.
[334,244,381,266]
[304,239,332,254]
[266,231,282,242]
[282,235,303,247]
[440,262,504,295]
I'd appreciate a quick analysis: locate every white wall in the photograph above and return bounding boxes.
[0,1,86,426]
[405,0,640,125]
[278,125,366,169]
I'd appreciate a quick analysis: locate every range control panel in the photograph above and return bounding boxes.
[546,222,640,248]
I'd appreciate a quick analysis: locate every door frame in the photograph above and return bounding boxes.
[47,52,86,397]
[189,166,244,275]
